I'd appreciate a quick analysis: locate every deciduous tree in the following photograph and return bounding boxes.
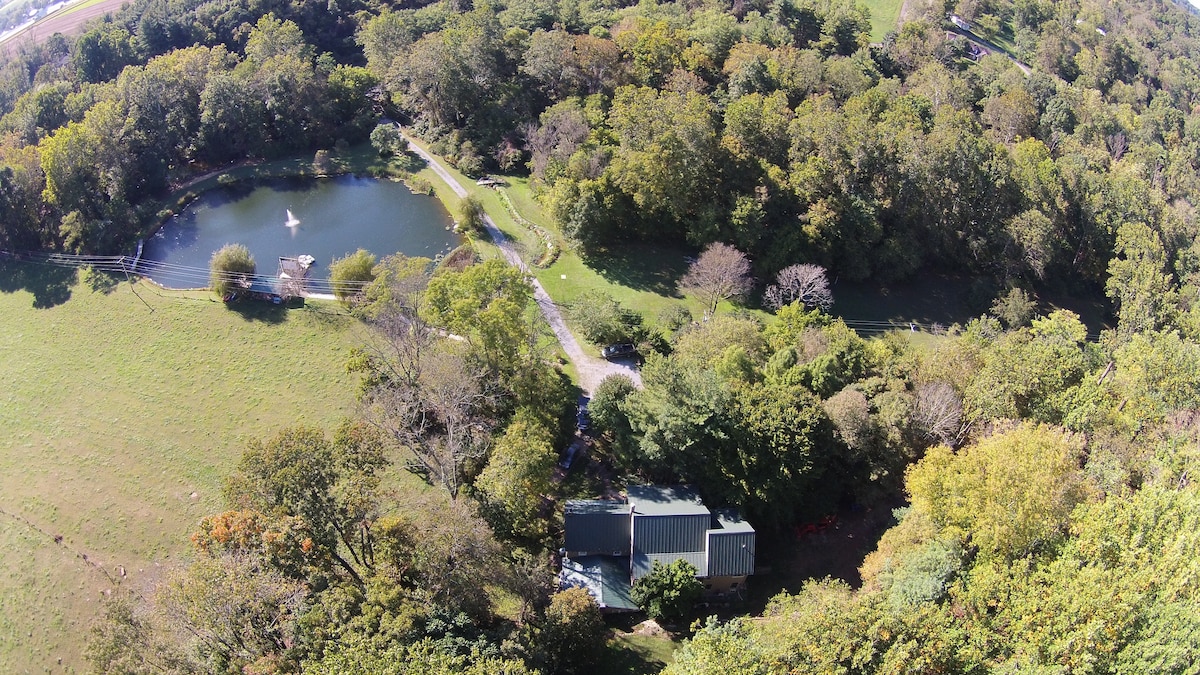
[680,242,753,317]
[535,588,607,674]
[209,243,255,298]
[474,412,557,543]
[362,348,495,500]
[764,263,833,311]
[329,248,377,306]
[905,423,1091,560]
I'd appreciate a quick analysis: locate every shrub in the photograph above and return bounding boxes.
[329,249,378,306]
[407,176,433,195]
[631,559,703,623]
[457,196,486,233]
[566,291,642,346]
[370,124,404,156]
[313,149,332,174]
[210,244,255,298]
[536,588,607,674]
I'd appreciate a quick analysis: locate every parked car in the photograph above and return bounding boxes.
[601,343,637,360]
[576,404,590,432]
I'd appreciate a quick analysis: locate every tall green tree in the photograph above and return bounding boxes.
[905,423,1092,561]
[423,258,534,375]
[474,411,557,543]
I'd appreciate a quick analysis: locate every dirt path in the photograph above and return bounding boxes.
[170,159,257,194]
[949,26,1033,75]
[402,132,641,394]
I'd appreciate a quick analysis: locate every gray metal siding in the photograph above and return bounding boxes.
[632,551,708,580]
[706,531,755,577]
[632,514,708,555]
[564,512,631,555]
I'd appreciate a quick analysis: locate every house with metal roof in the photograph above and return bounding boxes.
[559,485,756,611]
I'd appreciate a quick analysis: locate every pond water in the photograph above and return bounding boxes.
[140,175,459,290]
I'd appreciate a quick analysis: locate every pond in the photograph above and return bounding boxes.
[140,175,459,290]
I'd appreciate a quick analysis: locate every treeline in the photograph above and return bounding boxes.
[0,15,377,254]
[2,0,1200,296]
[578,292,1200,672]
[586,294,1200,519]
[664,421,1200,673]
[353,0,1200,294]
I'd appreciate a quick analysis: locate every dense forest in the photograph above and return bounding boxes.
[2,0,1199,670]
[0,0,1198,307]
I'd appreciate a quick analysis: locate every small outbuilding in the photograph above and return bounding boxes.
[277,256,313,299]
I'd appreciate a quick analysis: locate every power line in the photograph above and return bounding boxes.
[1,248,377,294]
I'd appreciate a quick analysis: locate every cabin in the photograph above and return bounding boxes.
[559,485,756,611]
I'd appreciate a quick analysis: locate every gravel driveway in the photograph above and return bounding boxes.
[403,134,642,394]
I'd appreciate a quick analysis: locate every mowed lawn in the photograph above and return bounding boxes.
[862,0,905,42]
[0,263,364,672]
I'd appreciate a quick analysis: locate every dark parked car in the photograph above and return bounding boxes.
[601,343,637,360]
[576,404,590,432]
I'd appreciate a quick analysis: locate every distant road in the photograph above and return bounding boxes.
[0,0,125,56]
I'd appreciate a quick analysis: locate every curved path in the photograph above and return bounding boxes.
[403,132,641,394]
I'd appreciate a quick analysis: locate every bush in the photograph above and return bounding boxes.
[370,123,404,156]
[458,196,486,233]
[329,249,378,306]
[407,176,433,195]
[658,305,693,337]
[566,291,643,346]
[455,141,485,177]
[313,149,332,174]
[630,559,703,623]
[536,588,607,674]
[210,244,256,298]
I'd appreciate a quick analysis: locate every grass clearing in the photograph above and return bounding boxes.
[0,262,374,671]
[861,0,905,41]
[602,629,678,675]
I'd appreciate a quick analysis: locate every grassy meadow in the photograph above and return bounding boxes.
[861,0,905,42]
[0,262,366,672]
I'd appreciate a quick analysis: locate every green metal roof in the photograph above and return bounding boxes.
[565,499,630,515]
[712,508,755,533]
[560,555,638,611]
[632,551,708,580]
[627,485,710,516]
[563,500,631,555]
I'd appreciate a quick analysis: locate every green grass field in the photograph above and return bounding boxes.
[861,0,905,42]
[604,631,678,675]
[0,263,367,671]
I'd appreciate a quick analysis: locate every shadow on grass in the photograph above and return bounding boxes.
[395,150,428,173]
[225,298,289,324]
[832,275,980,327]
[832,275,1112,336]
[83,268,122,294]
[0,258,75,308]
[586,244,692,296]
[742,494,904,618]
[601,621,678,675]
